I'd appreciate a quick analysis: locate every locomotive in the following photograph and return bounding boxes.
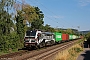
[24,30,81,48]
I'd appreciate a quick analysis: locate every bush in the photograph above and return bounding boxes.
[0,32,24,53]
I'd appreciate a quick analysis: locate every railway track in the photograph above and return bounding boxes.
[27,40,78,60]
[0,39,81,60]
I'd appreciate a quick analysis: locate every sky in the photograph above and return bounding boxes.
[17,0,90,31]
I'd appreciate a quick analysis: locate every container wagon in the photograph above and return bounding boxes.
[54,32,62,43]
[62,34,69,42]
[69,34,73,40]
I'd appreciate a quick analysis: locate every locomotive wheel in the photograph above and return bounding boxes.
[38,42,45,49]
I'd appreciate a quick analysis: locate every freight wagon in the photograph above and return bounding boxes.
[54,32,62,43]
[69,34,73,40]
[62,34,69,42]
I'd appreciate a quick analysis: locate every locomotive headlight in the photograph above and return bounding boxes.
[31,40,36,42]
[25,40,29,42]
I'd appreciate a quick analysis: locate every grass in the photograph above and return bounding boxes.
[76,39,84,44]
[55,40,83,60]
[0,49,19,56]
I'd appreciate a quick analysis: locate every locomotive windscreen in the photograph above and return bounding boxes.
[26,31,36,36]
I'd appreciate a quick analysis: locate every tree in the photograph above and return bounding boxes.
[0,0,15,35]
[31,7,44,30]
[0,11,13,35]
[15,4,39,25]
[0,0,19,52]
[85,32,90,40]
[31,19,44,29]
[66,29,75,34]
[43,24,55,32]
[14,4,41,31]
[85,32,90,47]
[58,29,66,33]
[16,11,25,40]
[34,7,44,21]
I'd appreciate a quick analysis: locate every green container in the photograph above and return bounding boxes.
[54,32,62,42]
[76,36,78,39]
[69,34,73,40]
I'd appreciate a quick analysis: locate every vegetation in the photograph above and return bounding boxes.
[55,40,83,60]
[31,7,44,30]
[85,32,90,40]
[84,32,90,44]
[0,0,18,53]
[0,0,45,55]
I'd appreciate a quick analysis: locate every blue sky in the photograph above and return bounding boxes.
[18,0,90,31]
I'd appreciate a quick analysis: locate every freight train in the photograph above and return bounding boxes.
[24,30,82,48]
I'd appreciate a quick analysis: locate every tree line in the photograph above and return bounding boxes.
[0,0,79,54]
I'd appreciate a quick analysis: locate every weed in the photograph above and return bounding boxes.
[55,42,83,60]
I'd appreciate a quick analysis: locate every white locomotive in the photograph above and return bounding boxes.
[24,30,55,48]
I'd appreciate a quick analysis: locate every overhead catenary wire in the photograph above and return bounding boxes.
[33,0,77,29]
[28,0,65,27]
[15,0,77,29]
[15,0,62,27]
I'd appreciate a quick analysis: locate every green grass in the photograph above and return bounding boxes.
[0,49,19,56]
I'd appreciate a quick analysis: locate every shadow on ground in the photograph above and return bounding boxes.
[81,41,90,60]
[18,47,37,51]
[81,51,90,60]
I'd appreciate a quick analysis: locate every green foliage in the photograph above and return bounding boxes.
[68,44,83,58]
[34,7,44,20]
[43,24,55,32]
[0,0,14,35]
[16,11,25,40]
[16,5,44,31]
[85,32,90,44]
[57,28,79,35]
[0,32,22,52]
[58,29,67,33]
[0,0,24,54]
[22,4,39,24]
[85,32,90,40]
[74,47,82,53]
[31,7,44,30]
[66,29,74,34]
[31,19,44,29]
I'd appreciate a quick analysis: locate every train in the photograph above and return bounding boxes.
[24,30,82,48]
